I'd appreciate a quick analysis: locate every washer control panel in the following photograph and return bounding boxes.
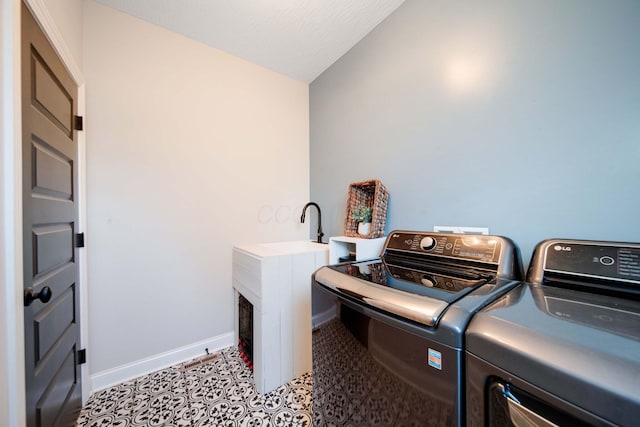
[386,231,502,263]
[544,241,640,283]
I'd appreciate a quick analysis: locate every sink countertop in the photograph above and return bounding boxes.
[234,240,329,257]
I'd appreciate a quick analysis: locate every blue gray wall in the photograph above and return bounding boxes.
[310,0,640,266]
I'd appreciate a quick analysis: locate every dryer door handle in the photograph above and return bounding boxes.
[499,384,559,427]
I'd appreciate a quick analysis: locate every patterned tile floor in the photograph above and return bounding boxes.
[76,346,312,427]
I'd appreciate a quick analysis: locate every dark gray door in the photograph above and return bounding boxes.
[21,4,82,426]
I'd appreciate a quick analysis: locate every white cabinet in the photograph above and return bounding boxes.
[232,241,328,394]
[328,235,386,264]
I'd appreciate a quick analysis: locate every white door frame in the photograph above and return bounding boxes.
[1,0,88,425]
[1,0,26,425]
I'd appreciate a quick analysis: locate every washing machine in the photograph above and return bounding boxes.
[312,231,522,426]
[466,239,640,426]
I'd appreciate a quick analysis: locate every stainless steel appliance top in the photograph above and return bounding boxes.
[314,231,522,328]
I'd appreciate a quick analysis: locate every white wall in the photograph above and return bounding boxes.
[84,1,310,379]
[310,0,640,266]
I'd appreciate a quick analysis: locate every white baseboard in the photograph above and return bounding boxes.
[90,331,235,393]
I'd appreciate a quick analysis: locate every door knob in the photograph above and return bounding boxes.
[24,286,52,306]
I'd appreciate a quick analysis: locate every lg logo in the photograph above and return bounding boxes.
[554,245,572,252]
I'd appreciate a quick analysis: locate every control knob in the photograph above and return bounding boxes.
[421,275,435,287]
[420,236,437,251]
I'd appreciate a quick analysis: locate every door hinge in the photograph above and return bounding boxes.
[75,232,85,248]
[77,349,87,365]
[74,115,83,131]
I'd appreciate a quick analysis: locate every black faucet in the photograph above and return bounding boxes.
[300,202,324,244]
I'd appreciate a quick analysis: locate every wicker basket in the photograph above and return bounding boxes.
[344,179,389,239]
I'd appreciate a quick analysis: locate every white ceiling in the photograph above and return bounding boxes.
[93,0,406,83]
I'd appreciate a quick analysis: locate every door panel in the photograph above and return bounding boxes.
[32,140,73,199]
[34,285,75,363]
[37,348,78,427]
[32,224,74,276]
[31,51,74,136]
[22,3,81,427]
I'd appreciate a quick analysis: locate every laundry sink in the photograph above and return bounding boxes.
[259,240,328,253]
[231,240,329,393]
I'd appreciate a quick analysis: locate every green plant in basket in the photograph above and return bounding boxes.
[351,205,372,223]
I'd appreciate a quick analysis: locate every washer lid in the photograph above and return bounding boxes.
[466,283,640,425]
[314,263,451,326]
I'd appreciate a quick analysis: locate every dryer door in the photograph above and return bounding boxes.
[487,381,601,427]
